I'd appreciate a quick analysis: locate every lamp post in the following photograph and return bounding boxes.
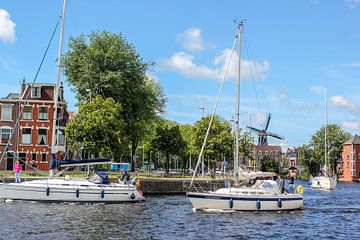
[85,89,92,102]
[198,106,205,177]
[198,107,205,118]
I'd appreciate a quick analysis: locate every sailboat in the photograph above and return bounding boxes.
[186,22,303,211]
[0,0,144,203]
[310,87,337,190]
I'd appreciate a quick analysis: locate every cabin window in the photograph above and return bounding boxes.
[31,86,41,98]
[22,106,32,120]
[1,104,12,121]
[41,152,47,162]
[22,128,32,145]
[38,129,48,145]
[39,107,48,120]
[0,128,11,144]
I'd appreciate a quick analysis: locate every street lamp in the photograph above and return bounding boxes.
[198,107,205,118]
[85,89,92,102]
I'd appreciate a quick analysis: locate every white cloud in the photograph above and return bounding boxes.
[177,27,205,52]
[0,9,16,43]
[342,120,360,130]
[345,0,360,9]
[162,50,269,81]
[330,95,357,113]
[347,62,360,68]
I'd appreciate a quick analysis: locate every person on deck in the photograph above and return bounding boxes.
[121,170,130,184]
[14,160,22,183]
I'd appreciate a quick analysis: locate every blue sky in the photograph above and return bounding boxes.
[1,0,360,150]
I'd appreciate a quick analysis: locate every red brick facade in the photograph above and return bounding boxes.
[339,135,360,182]
[0,80,68,171]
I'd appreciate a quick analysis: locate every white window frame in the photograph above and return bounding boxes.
[0,127,12,145]
[37,128,48,145]
[38,106,48,120]
[22,106,33,120]
[1,104,12,121]
[31,86,41,98]
[21,127,32,145]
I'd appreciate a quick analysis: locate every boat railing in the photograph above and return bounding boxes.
[186,179,234,193]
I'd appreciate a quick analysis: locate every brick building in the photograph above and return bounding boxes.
[249,145,282,171]
[0,80,68,171]
[338,135,360,182]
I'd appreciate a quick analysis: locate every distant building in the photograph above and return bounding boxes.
[250,145,282,171]
[284,147,300,177]
[0,79,69,171]
[338,135,360,182]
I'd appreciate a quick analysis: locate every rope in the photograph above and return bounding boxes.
[0,16,61,168]
[190,35,238,187]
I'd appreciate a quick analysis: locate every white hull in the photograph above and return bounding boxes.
[310,176,337,190]
[187,192,302,211]
[0,178,144,203]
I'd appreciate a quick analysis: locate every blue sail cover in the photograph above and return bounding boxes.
[96,171,110,184]
[49,157,111,169]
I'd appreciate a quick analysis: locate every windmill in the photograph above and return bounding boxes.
[247,113,284,146]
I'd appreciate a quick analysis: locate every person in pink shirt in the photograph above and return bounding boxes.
[14,160,22,183]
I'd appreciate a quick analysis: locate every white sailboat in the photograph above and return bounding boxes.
[187,22,303,211]
[0,0,144,203]
[310,87,337,190]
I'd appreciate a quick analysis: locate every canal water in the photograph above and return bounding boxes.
[1,181,360,240]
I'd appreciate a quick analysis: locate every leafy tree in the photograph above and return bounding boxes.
[65,96,125,158]
[193,115,233,170]
[260,156,280,173]
[179,124,197,171]
[299,124,350,175]
[151,122,186,173]
[63,31,166,171]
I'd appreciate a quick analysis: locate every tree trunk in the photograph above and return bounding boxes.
[166,153,170,173]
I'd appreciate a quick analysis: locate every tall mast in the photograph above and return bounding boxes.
[51,0,67,156]
[324,86,328,177]
[234,22,243,181]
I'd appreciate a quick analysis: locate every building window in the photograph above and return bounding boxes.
[265,151,268,155]
[22,106,32,120]
[0,128,11,144]
[39,107,48,120]
[18,152,27,168]
[41,152,47,162]
[31,87,41,98]
[56,129,65,146]
[1,104,12,121]
[38,129,48,145]
[346,162,350,168]
[32,152,37,161]
[347,154,350,160]
[21,128,32,145]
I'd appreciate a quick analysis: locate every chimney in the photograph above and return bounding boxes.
[21,77,26,95]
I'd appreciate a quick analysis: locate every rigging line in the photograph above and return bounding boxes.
[0,16,62,164]
[190,35,238,187]
[243,31,261,114]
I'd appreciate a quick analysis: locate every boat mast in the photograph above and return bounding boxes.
[234,22,243,182]
[324,86,328,177]
[51,0,66,158]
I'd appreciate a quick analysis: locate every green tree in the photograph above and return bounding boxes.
[63,31,166,171]
[65,96,125,158]
[260,156,280,173]
[193,115,233,170]
[179,124,197,172]
[299,124,350,175]
[151,123,186,173]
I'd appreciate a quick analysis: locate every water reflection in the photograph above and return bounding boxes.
[1,181,360,239]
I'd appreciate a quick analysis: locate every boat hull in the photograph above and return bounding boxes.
[310,176,337,190]
[0,181,144,203]
[187,192,303,211]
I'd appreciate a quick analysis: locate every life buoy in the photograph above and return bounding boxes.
[297,185,304,194]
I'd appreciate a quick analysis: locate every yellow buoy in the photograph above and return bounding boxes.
[297,185,304,194]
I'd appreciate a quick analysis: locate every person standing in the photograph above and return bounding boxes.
[14,160,22,183]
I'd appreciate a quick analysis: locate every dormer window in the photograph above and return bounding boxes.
[31,86,41,98]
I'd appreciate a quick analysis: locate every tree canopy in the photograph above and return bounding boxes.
[299,124,350,176]
[65,96,125,158]
[63,31,166,170]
